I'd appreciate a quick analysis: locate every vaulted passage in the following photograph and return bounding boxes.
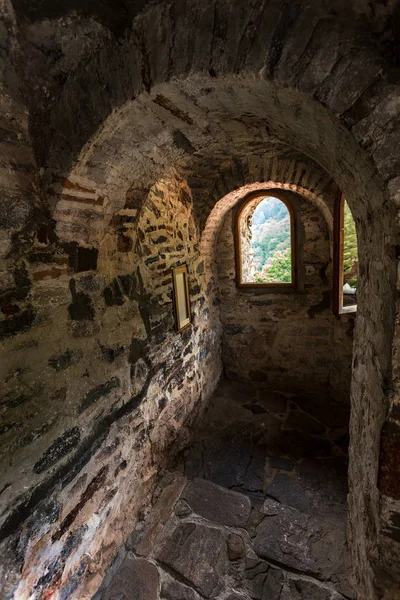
[1,2,400,600]
[95,179,354,599]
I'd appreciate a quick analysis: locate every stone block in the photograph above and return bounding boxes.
[160,579,201,600]
[254,504,347,580]
[33,427,81,474]
[78,378,120,415]
[128,476,186,557]
[0,308,35,339]
[266,473,313,514]
[283,575,345,600]
[154,523,226,598]
[181,478,251,527]
[102,556,159,600]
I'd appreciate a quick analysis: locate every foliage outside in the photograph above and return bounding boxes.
[246,196,357,288]
[254,248,292,283]
[343,200,358,290]
[250,197,292,283]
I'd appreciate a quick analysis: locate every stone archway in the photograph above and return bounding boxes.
[1,85,397,598]
[1,1,400,596]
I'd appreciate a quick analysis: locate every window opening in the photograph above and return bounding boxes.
[236,193,295,287]
[333,193,358,314]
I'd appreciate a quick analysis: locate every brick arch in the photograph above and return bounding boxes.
[40,73,394,241]
[200,178,334,263]
[201,179,333,269]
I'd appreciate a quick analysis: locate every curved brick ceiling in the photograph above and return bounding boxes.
[8,0,400,197]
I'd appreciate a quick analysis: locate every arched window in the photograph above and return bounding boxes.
[235,192,295,287]
[333,193,358,314]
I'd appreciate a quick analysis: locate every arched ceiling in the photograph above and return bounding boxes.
[6,0,400,200]
[46,76,383,228]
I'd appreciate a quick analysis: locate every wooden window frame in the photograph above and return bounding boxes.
[333,192,357,315]
[235,190,297,289]
[172,264,192,332]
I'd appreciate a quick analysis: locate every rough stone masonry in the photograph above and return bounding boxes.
[1,1,400,599]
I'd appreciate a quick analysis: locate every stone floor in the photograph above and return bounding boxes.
[94,379,354,600]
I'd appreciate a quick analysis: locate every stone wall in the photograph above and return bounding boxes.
[239,204,255,283]
[216,189,354,401]
[0,170,221,599]
[2,0,400,597]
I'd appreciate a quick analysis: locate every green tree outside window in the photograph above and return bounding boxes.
[343,200,358,290]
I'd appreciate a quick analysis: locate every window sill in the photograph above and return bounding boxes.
[339,304,357,315]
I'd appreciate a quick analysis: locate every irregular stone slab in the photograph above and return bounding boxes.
[161,578,201,600]
[263,568,285,599]
[254,504,347,580]
[261,498,281,516]
[329,550,355,598]
[183,424,257,488]
[154,522,226,598]
[174,498,192,518]
[266,473,314,514]
[181,478,251,527]
[128,475,186,556]
[205,393,259,426]
[216,379,258,405]
[243,403,268,414]
[243,445,266,492]
[282,575,346,599]
[272,430,331,459]
[243,558,284,600]
[201,432,254,488]
[246,506,266,534]
[102,556,158,600]
[295,459,348,511]
[243,557,269,599]
[333,433,349,454]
